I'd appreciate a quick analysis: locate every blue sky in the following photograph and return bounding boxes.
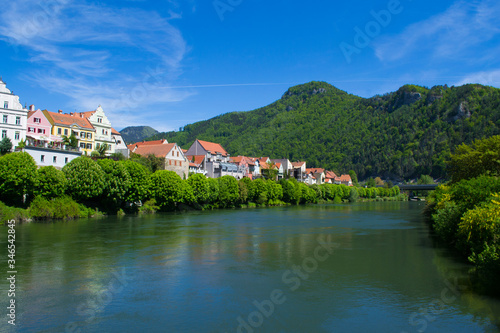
[0,0,499,132]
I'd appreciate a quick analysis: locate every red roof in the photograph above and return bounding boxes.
[111,127,121,135]
[275,163,281,169]
[335,174,352,182]
[306,168,325,174]
[186,155,205,166]
[260,163,277,170]
[292,161,306,168]
[198,139,228,156]
[325,171,337,179]
[133,143,177,158]
[44,110,95,130]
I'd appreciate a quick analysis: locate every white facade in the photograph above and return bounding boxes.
[0,79,28,150]
[86,106,114,154]
[23,146,82,169]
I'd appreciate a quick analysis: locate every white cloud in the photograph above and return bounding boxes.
[0,0,190,128]
[455,69,500,86]
[374,0,500,62]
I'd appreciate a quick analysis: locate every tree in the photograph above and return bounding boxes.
[417,175,435,185]
[349,170,359,186]
[187,173,210,204]
[374,177,384,186]
[449,135,500,182]
[366,177,376,188]
[149,170,184,211]
[62,134,78,149]
[62,156,106,202]
[207,177,219,205]
[96,143,109,157]
[0,152,37,206]
[217,175,239,208]
[34,166,67,198]
[97,159,131,209]
[122,160,150,204]
[0,137,12,154]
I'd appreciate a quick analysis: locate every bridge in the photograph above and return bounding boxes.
[396,184,439,191]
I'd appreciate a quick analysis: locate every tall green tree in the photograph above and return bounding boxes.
[0,137,12,154]
[217,175,239,208]
[0,152,37,206]
[149,170,184,211]
[97,159,131,209]
[34,166,67,198]
[122,160,150,204]
[62,156,106,202]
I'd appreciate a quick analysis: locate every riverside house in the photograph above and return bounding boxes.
[0,78,28,151]
[130,141,189,179]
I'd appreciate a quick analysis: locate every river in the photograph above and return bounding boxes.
[1,202,500,332]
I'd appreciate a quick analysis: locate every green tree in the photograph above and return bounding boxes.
[349,170,359,186]
[187,174,210,204]
[97,159,131,209]
[366,177,376,188]
[207,177,220,205]
[0,137,13,154]
[217,175,239,208]
[449,135,500,182]
[34,166,67,198]
[62,134,79,149]
[280,179,301,204]
[150,170,184,211]
[62,156,106,202]
[96,143,110,157]
[417,175,435,185]
[0,152,37,206]
[122,160,150,204]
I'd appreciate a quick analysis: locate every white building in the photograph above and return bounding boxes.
[76,106,115,154]
[0,78,28,150]
[23,146,82,169]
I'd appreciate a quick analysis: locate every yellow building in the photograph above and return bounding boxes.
[43,110,96,154]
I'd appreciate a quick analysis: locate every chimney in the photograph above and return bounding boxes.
[80,113,84,118]
[70,112,74,116]
[58,110,63,114]
[29,105,35,111]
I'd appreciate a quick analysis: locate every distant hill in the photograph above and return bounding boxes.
[148,81,500,180]
[120,126,159,144]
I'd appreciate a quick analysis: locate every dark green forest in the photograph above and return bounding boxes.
[149,81,500,180]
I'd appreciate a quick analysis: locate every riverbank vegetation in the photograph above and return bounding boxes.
[0,153,403,224]
[425,135,500,295]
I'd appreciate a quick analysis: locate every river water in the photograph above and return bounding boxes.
[1,202,500,333]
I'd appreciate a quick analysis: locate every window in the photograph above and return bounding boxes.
[38,128,44,133]
[174,160,177,166]
[87,133,92,139]
[34,117,41,123]
[96,143,100,148]
[53,156,57,163]
[102,129,105,134]
[15,117,20,125]
[169,160,172,165]
[179,161,182,167]
[80,143,85,149]
[64,129,68,135]
[3,102,8,109]
[86,143,92,150]
[177,151,179,157]
[1,130,6,138]
[28,127,35,133]
[14,132,19,140]
[58,128,62,135]
[3,115,7,123]
[117,140,121,144]
[65,157,69,164]
[98,117,102,123]
[41,155,45,162]
[80,132,85,138]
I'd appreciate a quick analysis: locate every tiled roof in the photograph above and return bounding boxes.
[335,174,352,182]
[198,139,228,156]
[306,168,325,174]
[133,143,176,158]
[260,163,277,170]
[186,155,205,166]
[27,110,36,119]
[292,161,306,168]
[325,171,337,179]
[136,139,168,146]
[111,127,121,135]
[43,110,95,130]
[275,163,281,169]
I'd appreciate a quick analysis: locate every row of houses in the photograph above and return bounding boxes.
[0,78,128,168]
[128,138,353,185]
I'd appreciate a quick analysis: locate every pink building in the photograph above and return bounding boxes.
[26,109,62,148]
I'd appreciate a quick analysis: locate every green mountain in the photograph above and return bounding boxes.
[120,126,159,144]
[149,81,500,180]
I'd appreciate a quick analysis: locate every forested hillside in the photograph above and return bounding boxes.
[149,81,500,180]
[120,126,159,144]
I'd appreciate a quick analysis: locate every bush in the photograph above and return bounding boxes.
[29,196,88,220]
[217,175,239,208]
[187,174,210,204]
[0,201,29,224]
[150,170,184,211]
[122,160,150,204]
[97,159,131,209]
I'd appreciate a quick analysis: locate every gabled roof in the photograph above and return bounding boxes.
[275,163,282,169]
[335,174,352,182]
[197,139,228,156]
[111,127,121,135]
[186,155,205,167]
[325,171,337,179]
[260,162,278,170]
[28,110,36,119]
[132,143,177,158]
[43,110,95,130]
[136,139,168,146]
[306,168,325,174]
[292,161,306,168]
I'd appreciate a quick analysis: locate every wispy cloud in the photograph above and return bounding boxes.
[455,69,500,86]
[374,0,500,62]
[0,0,189,128]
